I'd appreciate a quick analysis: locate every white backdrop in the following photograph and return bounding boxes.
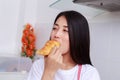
[90,21,120,80]
[0,0,120,80]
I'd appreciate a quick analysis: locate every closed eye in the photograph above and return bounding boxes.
[63,29,68,32]
[52,27,57,30]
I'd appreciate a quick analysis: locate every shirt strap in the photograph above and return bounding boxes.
[77,65,82,80]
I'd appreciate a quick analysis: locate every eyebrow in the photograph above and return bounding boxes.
[54,23,68,28]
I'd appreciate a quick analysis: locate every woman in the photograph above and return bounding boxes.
[27,10,100,80]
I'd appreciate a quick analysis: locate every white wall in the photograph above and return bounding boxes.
[0,0,120,80]
[0,0,38,56]
[16,0,38,57]
[0,0,21,56]
[89,12,120,80]
[0,0,61,56]
[34,0,61,49]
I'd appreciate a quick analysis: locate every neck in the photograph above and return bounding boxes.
[61,52,76,70]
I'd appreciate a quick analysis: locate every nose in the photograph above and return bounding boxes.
[54,30,62,38]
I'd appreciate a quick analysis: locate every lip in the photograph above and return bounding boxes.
[53,40,61,45]
[52,39,59,42]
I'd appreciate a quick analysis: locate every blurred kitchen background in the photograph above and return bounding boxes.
[0,0,120,80]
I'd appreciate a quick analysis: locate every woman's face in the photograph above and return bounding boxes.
[50,16,69,54]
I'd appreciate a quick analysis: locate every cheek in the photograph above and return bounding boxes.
[61,42,69,54]
[61,37,69,53]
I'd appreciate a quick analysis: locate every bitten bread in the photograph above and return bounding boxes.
[36,40,60,56]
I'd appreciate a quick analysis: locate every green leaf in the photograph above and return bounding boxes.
[21,52,26,56]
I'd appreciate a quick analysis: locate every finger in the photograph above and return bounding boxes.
[55,50,62,61]
[54,47,62,56]
[57,55,66,67]
[57,55,62,63]
[49,46,57,56]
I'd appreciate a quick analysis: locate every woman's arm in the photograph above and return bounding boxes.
[41,68,56,80]
[41,46,63,80]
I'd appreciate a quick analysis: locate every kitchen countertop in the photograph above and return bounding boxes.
[0,72,28,80]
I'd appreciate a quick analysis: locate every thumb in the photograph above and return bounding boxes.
[59,55,66,67]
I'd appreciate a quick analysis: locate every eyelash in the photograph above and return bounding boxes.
[52,27,68,32]
[52,27,57,30]
[63,29,68,32]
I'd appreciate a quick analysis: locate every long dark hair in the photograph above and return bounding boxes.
[54,10,92,65]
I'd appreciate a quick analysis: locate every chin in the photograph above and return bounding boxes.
[61,51,69,55]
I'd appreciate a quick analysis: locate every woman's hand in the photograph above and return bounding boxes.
[41,46,64,80]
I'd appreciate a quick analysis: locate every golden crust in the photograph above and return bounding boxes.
[36,40,60,56]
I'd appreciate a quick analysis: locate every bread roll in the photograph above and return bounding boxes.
[36,40,60,56]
